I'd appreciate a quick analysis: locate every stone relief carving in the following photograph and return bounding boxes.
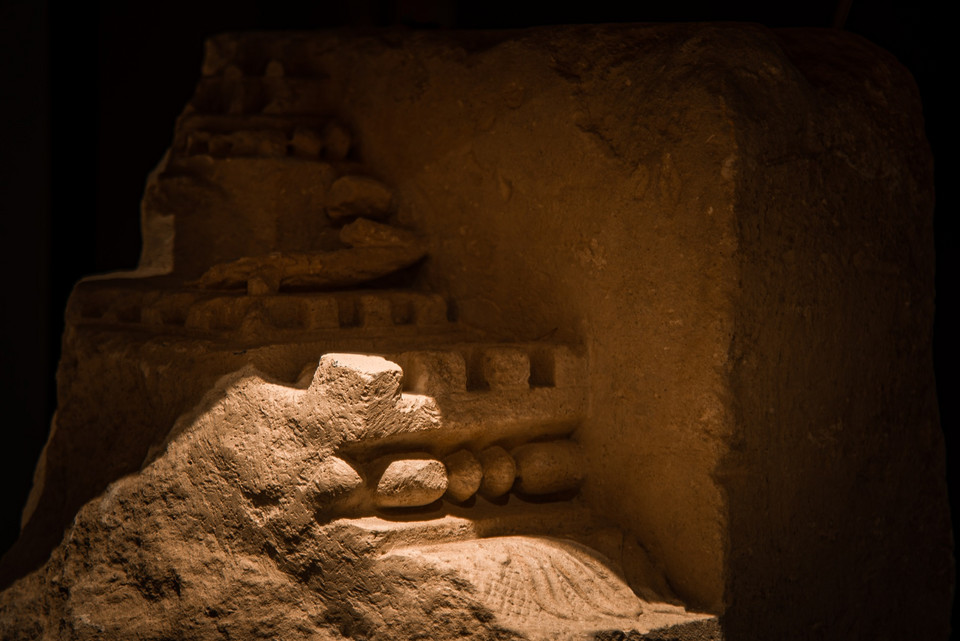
[0,38,719,638]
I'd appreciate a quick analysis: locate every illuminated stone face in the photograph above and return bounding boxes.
[0,24,949,641]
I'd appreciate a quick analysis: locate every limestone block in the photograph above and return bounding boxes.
[443,450,482,502]
[477,446,516,498]
[374,455,447,508]
[512,440,584,495]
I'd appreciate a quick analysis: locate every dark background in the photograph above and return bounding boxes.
[1,0,951,614]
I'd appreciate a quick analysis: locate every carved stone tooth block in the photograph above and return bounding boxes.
[305,456,363,508]
[411,294,448,326]
[263,297,306,330]
[358,295,393,328]
[184,298,246,331]
[289,127,322,158]
[301,296,340,329]
[321,121,352,160]
[310,354,402,406]
[396,350,468,395]
[326,175,394,220]
[512,440,585,495]
[480,347,531,390]
[373,454,447,508]
[477,446,517,499]
[529,345,582,388]
[442,450,483,502]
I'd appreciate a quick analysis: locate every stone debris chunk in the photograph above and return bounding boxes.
[512,440,584,495]
[375,456,447,508]
[477,446,516,498]
[326,175,394,220]
[443,450,483,502]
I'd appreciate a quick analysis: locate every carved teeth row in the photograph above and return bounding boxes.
[78,291,449,331]
[392,344,582,392]
[370,440,584,509]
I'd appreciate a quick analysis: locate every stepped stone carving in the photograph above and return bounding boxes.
[0,22,949,641]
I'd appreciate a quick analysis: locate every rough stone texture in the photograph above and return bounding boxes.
[373,455,448,507]
[444,449,483,502]
[478,446,519,498]
[0,23,949,641]
[0,355,705,640]
[513,440,585,495]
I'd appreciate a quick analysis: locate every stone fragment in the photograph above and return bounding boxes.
[339,217,419,248]
[443,450,483,502]
[477,446,516,498]
[290,127,323,158]
[326,175,394,220]
[512,440,585,495]
[321,121,352,160]
[480,347,530,390]
[374,455,447,508]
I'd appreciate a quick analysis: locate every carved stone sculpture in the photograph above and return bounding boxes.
[0,23,950,641]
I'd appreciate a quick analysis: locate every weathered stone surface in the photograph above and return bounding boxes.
[326,175,394,220]
[290,126,323,158]
[479,346,531,390]
[339,217,419,248]
[321,121,352,160]
[374,455,447,507]
[478,446,517,498]
[1,22,947,641]
[0,356,702,640]
[513,440,585,495]
[443,449,483,502]
[192,245,426,290]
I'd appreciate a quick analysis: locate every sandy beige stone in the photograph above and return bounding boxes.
[443,449,483,502]
[478,445,517,498]
[374,455,448,508]
[513,440,585,495]
[326,175,394,220]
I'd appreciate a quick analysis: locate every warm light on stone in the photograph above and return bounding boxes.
[0,23,948,641]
